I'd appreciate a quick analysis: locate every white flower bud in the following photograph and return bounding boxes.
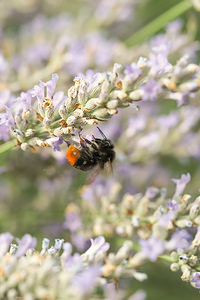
[84,98,100,110]
[170,263,179,272]
[21,143,29,151]
[91,108,112,120]
[43,117,51,127]
[66,115,76,125]
[25,129,35,137]
[133,271,148,282]
[62,127,73,135]
[175,219,193,228]
[179,82,198,93]
[110,90,127,100]
[53,127,63,136]
[59,104,67,119]
[129,90,143,101]
[189,204,200,219]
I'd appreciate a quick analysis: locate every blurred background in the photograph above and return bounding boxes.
[1,0,200,299]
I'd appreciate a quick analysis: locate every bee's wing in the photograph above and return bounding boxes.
[86,165,101,185]
[102,159,113,177]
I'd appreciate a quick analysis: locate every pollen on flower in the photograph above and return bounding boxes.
[43,97,54,108]
[66,145,80,166]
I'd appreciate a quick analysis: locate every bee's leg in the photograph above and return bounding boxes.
[79,133,92,147]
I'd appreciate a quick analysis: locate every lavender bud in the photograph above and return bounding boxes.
[59,104,68,119]
[170,263,180,272]
[170,251,178,261]
[132,271,148,282]
[43,117,51,127]
[110,90,127,100]
[113,63,122,75]
[179,82,198,93]
[54,239,64,251]
[78,81,87,107]
[66,115,76,126]
[129,90,143,101]
[181,264,191,281]
[21,143,29,151]
[53,128,63,136]
[106,100,119,109]
[194,216,200,225]
[67,85,78,100]
[42,238,50,251]
[175,219,193,228]
[9,244,18,255]
[71,109,84,119]
[25,129,35,137]
[115,241,133,262]
[84,98,101,111]
[189,204,200,219]
[91,108,112,120]
[62,127,73,135]
[189,255,198,266]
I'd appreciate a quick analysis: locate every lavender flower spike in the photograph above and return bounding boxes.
[0,233,13,256]
[15,234,37,257]
[82,236,110,261]
[172,173,191,196]
[139,237,164,262]
[191,272,200,289]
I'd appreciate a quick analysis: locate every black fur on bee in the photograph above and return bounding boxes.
[73,127,115,171]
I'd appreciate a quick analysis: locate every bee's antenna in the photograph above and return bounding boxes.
[97,127,107,139]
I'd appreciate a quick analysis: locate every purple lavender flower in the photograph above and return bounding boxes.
[145,187,159,199]
[65,253,82,270]
[64,212,82,232]
[191,272,200,289]
[15,234,37,257]
[0,123,11,141]
[0,233,13,256]
[0,52,8,75]
[139,237,164,261]
[45,137,63,152]
[169,92,189,107]
[148,52,172,76]
[141,80,162,101]
[31,73,59,103]
[16,91,32,113]
[166,229,192,251]
[83,236,110,260]
[72,264,101,295]
[41,73,59,99]
[158,211,175,227]
[150,35,171,56]
[157,112,179,130]
[167,200,178,211]
[66,40,89,75]
[0,106,15,141]
[128,290,146,300]
[63,242,72,257]
[23,42,52,66]
[71,233,88,252]
[172,173,191,196]
[124,62,141,80]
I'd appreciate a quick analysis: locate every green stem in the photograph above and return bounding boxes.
[0,140,16,155]
[159,254,175,263]
[125,0,193,47]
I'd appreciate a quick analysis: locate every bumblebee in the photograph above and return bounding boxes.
[66,127,115,172]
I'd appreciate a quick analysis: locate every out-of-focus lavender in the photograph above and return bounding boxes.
[1,0,200,298]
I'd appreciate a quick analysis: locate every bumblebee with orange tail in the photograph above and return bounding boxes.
[66,127,115,172]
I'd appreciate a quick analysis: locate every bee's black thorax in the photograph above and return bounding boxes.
[74,137,115,171]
